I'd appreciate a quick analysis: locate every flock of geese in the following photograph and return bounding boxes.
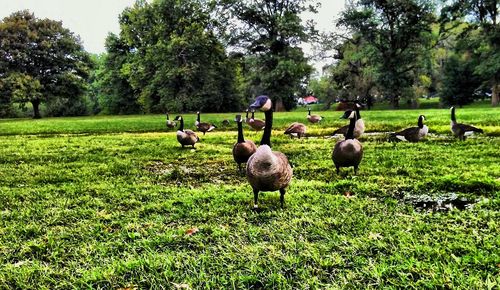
[167,96,484,208]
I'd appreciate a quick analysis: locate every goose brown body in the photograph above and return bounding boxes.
[166,113,176,129]
[247,146,292,192]
[450,107,483,141]
[391,115,428,142]
[284,122,307,138]
[333,106,365,138]
[195,112,216,135]
[248,110,266,131]
[233,115,257,172]
[332,111,363,174]
[246,95,292,208]
[174,116,199,148]
[307,108,322,124]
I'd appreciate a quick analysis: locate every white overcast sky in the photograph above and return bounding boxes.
[1,0,344,71]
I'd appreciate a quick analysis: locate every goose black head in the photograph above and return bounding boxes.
[250,95,272,111]
[174,115,182,121]
[235,114,243,122]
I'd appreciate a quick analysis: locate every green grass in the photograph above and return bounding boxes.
[0,107,499,289]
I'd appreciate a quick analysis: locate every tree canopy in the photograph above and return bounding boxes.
[0,10,91,118]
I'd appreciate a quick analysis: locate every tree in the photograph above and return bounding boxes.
[338,0,435,108]
[440,0,500,106]
[0,11,91,118]
[440,53,483,107]
[99,34,141,114]
[220,0,318,111]
[106,0,242,113]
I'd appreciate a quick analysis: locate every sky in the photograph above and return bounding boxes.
[1,0,345,71]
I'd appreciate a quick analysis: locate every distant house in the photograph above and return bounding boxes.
[297,95,319,105]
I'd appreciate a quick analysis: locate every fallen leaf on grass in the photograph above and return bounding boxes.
[172,283,191,289]
[185,227,199,236]
[368,232,383,240]
[12,261,26,267]
[117,286,137,290]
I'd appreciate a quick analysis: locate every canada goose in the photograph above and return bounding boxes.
[166,112,176,129]
[246,95,292,209]
[245,109,250,123]
[174,115,199,148]
[195,111,217,135]
[450,107,483,140]
[222,119,230,127]
[248,110,266,131]
[284,122,307,139]
[307,107,322,124]
[333,104,365,138]
[332,110,363,174]
[233,114,257,172]
[390,115,429,142]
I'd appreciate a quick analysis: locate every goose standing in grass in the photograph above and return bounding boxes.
[174,115,199,148]
[222,119,230,127]
[195,111,217,135]
[166,112,176,129]
[333,104,365,138]
[332,110,363,175]
[450,107,483,140]
[306,107,322,124]
[246,95,292,209]
[390,115,429,142]
[284,122,307,139]
[248,110,266,131]
[233,114,257,172]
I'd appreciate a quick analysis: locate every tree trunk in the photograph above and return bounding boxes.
[391,95,400,109]
[32,99,41,119]
[492,79,499,107]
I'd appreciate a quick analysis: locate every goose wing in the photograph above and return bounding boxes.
[284,122,306,134]
[333,124,348,136]
[455,123,483,134]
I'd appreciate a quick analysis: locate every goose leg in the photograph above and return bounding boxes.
[279,188,286,208]
[253,189,259,209]
[354,166,358,175]
[182,145,184,148]
[237,163,241,173]
[336,166,340,175]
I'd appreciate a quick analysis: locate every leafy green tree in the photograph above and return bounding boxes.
[440,0,499,106]
[440,54,483,107]
[99,34,141,114]
[220,0,318,111]
[338,0,435,108]
[107,0,241,113]
[0,10,91,118]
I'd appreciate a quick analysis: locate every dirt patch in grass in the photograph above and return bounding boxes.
[144,160,245,186]
[401,192,478,212]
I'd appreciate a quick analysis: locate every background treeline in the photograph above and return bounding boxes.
[0,0,498,118]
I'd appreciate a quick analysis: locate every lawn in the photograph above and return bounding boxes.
[0,105,499,289]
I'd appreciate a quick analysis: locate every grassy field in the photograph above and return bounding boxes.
[0,105,499,289]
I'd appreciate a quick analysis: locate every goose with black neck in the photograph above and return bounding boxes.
[246,95,292,209]
[332,110,363,175]
[232,114,257,173]
[174,115,199,148]
[450,107,483,141]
